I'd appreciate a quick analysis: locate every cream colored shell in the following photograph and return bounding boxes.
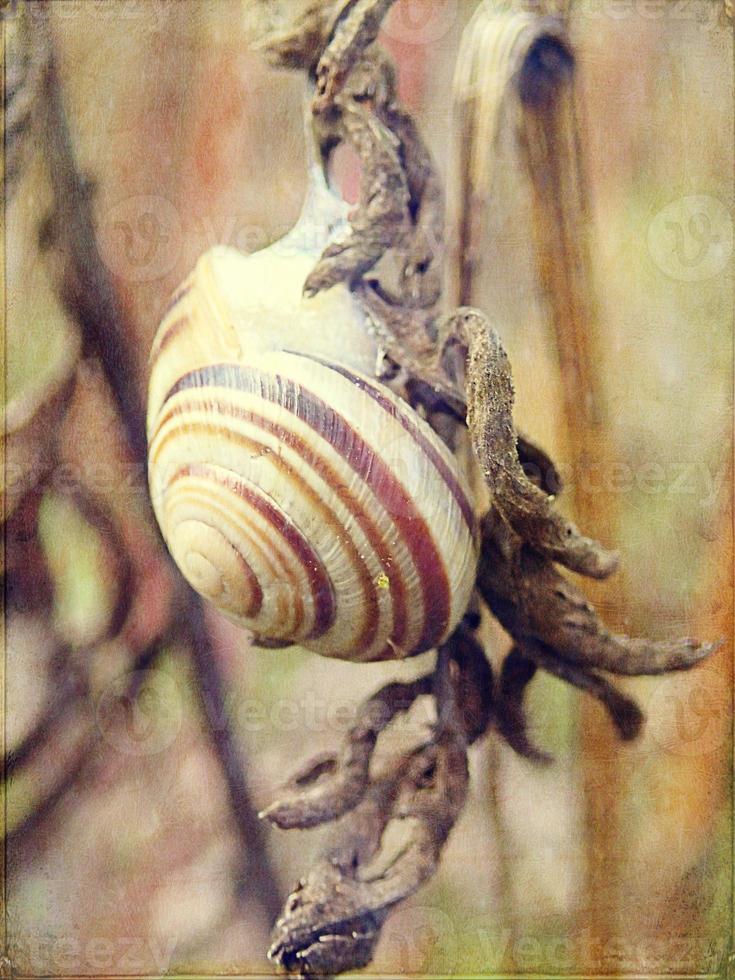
[147,214,479,661]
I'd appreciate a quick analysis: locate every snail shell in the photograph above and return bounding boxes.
[147,181,479,662]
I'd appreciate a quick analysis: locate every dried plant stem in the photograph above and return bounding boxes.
[450,3,628,959]
[484,737,521,972]
[184,603,282,922]
[35,10,146,464]
[516,33,625,961]
[517,51,614,531]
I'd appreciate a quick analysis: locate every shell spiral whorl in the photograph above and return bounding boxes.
[147,245,479,662]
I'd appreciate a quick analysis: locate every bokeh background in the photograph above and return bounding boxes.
[4,1,733,976]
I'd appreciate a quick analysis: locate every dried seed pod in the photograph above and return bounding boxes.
[147,171,478,661]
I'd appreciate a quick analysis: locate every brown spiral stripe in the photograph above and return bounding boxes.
[148,275,479,660]
[149,280,194,362]
[289,351,477,533]
[161,362,455,654]
[152,401,389,655]
[168,469,266,620]
[181,463,334,635]
[154,443,326,641]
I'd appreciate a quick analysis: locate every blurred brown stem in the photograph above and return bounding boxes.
[35,7,147,465]
[183,601,282,921]
[5,639,163,853]
[515,18,625,962]
[30,0,282,926]
[451,4,626,962]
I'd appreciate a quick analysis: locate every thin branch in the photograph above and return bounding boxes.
[5,639,163,852]
[30,0,282,926]
[6,648,87,776]
[313,0,398,110]
[33,3,146,464]
[183,599,283,921]
[57,483,136,645]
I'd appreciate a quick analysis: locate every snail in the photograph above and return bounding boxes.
[147,145,479,662]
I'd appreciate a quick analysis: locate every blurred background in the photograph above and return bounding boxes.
[4,0,732,975]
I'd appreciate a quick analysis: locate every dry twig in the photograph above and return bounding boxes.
[8,0,282,928]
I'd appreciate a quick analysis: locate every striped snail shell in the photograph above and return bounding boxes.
[147,169,479,662]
